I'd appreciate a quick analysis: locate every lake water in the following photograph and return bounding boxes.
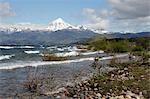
[0,45,129,98]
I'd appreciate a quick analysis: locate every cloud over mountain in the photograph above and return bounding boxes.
[82,8,109,30]
[82,0,150,32]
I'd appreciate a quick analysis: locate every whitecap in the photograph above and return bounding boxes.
[57,48,64,51]
[0,46,14,49]
[0,54,15,61]
[46,46,57,49]
[0,57,94,69]
[18,46,35,49]
[55,51,79,57]
[0,54,128,70]
[81,51,104,55]
[24,50,40,54]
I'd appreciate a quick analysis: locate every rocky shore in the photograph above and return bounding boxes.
[49,61,149,99]
[2,54,149,99]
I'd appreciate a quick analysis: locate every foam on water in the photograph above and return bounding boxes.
[24,50,40,54]
[55,51,103,57]
[55,51,79,57]
[0,46,14,49]
[17,46,35,49]
[46,46,57,49]
[81,51,104,55]
[0,57,94,69]
[0,54,15,61]
[0,54,128,70]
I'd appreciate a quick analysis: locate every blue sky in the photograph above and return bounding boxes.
[0,0,149,32]
[1,0,108,25]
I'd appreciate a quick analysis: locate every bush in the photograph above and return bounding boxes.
[108,42,128,53]
[132,46,144,52]
[88,38,108,51]
[87,37,149,53]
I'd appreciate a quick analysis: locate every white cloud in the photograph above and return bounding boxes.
[0,2,15,17]
[108,0,150,19]
[109,16,150,32]
[82,8,109,30]
[82,8,96,16]
[108,0,150,32]
[99,0,150,32]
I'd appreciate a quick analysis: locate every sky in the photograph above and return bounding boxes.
[0,0,150,32]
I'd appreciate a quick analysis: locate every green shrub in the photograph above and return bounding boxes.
[108,42,128,53]
[132,46,144,52]
[87,37,149,53]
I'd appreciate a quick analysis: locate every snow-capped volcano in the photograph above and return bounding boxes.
[0,17,108,33]
[47,18,77,31]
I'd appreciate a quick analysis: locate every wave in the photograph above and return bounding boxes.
[81,51,104,55]
[46,46,81,52]
[0,54,15,61]
[55,50,103,57]
[0,54,128,70]
[24,50,40,54]
[0,46,14,49]
[55,51,79,57]
[0,57,94,69]
[17,46,35,49]
[47,46,57,49]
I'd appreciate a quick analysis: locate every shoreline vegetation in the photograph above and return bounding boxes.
[5,37,150,98]
[57,61,150,98]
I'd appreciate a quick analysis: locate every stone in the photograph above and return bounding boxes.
[139,92,142,96]
[109,97,114,99]
[79,83,82,87]
[94,83,98,87]
[76,85,80,89]
[83,80,88,84]
[77,89,80,92]
[73,95,77,98]
[96,93,101,98]
[103,82,106,84]
[122,73,126,77]
[125,94,132,99]
[102,95,106,99]
[88,87,92,91]
[135,96,140,99]
[56,95,61,98]
[94,88,98,91]
[105,95,110,99]
[124,67,128,71]
[129,76,134,80]
[111,74,114,77]
[85,87,88,91]
[117,95,124,99]
[109,89,112,92]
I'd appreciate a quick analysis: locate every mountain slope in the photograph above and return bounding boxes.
[0,29,97,45]
[110,32,150,38]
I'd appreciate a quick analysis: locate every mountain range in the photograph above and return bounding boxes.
[0,18,149,45]
[0,18,107,33]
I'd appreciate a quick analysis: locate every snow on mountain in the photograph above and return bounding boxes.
[0,17,108,33]
[91,29,109,34]
[77,25,88,30]
[47,18,78,31]
[47,18,93,31]
[0,23,47,33]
